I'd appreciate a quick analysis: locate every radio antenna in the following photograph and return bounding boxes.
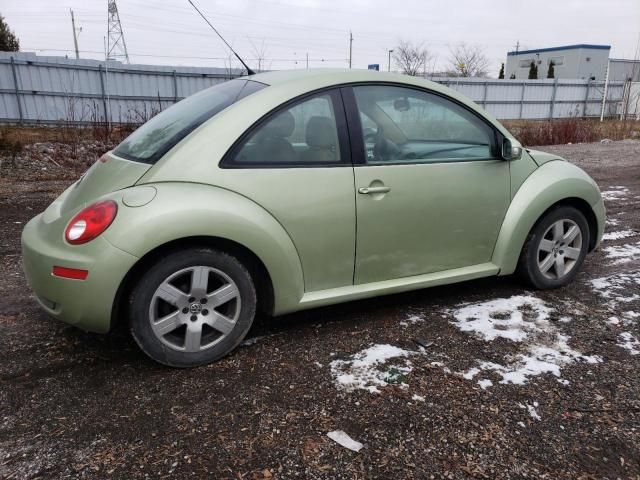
[187,0,255,75]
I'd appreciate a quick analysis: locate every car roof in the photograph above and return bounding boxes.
[248,68,442,91]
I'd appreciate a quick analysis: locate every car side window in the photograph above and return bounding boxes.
[352,85,497,164]
[230,92,344,166]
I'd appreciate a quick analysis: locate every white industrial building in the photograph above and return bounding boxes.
[505,44,610,80]
[609,58,640,82]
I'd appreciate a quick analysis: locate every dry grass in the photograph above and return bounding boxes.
[2,118,639,154]
[503,119,640,147]
[0,124,134,145]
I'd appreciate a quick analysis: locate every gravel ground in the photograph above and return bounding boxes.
[1,140,639,479]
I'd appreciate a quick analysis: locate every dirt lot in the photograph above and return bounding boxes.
[1,140,639,479]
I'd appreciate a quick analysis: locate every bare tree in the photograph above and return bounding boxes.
[223,49,238,79]
[393,40,432,76]
[248,38,271,72]
[447,43,490,77]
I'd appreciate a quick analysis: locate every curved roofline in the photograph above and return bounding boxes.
[507,44,611,56]
[233,68,512,139]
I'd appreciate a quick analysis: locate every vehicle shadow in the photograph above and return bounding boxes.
[248,274,522,339]
[41,274,523,371]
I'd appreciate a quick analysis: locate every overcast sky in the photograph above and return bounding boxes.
[3,0,640,76]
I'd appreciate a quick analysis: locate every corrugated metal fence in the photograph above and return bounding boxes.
[426,76,625,120]
[0,52,241,125]
[0,52,627,124]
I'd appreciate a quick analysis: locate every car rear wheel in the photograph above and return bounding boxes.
[129,248,256,367]
[517,206,590,289]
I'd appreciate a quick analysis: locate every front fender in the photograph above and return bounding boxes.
[103,182,305,314]
[493,160,603,275]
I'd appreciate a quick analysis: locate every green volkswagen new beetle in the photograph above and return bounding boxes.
[21,69,605,367]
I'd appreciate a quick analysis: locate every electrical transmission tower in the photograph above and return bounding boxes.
[107,0,129,63]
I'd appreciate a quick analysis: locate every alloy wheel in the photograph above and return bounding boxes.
[148,266,241,352]
[537,219,583,280]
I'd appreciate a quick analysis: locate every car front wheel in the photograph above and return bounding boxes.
[129,248,256,367]
[518,206,590,289]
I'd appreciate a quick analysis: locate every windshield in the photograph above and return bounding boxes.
[113,79,266,164]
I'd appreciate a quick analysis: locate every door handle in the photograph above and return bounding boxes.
[358,186,391,195]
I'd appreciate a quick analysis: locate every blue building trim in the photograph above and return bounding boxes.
[507,44,611,56]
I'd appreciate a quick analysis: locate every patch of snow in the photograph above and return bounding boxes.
[402,313,425,325]
[602,229,637,241]
[330,344,417,393]
[452,296,600,387]
[608,317,621,325]
[327,430,364,452]
[590,272,640,310]
[462,367,480,380]
[607,217,620,227]
[412,394,425,402]
[618,332,640,355]
[517,421,526,428]
[601,186,629,202]
[477,379,493,389]
[603,242,640,263]
[527,404,541,421]
[451,295,552,342]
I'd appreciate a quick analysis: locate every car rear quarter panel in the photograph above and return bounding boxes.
[103,183,305,314]
[493,159,604,275]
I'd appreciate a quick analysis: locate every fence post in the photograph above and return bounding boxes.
[172,70,178,103]
[482,80,488,108]
[519,81,526,119]
[549,77,558,119]
[583,80,591,118]
[9,56,24,124]
[98,64,109,124]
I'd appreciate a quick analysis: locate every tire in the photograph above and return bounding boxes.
[517,206,590,290]
[129,248,256,367]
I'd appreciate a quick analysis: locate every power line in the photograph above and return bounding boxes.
[22,46,347,63]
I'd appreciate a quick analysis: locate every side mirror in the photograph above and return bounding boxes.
[502,138,523,161]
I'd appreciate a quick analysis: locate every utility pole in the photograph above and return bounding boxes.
[306,52,309,69]
[103,35,111,130]
[70,9,81,59]
[349,31,353,69]
[107,0,130,63]
[514,40,520,54]
[388,49,393,72]
[600,60,611,122]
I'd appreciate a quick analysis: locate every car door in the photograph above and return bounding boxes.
[217,89,356,293]
[343,84,510,285]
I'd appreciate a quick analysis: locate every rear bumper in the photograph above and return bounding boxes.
[21,213,138,333]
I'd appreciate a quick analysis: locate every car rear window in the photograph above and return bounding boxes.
[113,79,266,164]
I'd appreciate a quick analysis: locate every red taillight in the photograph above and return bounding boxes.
[52,266,89,280]
[65,200,117,245]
